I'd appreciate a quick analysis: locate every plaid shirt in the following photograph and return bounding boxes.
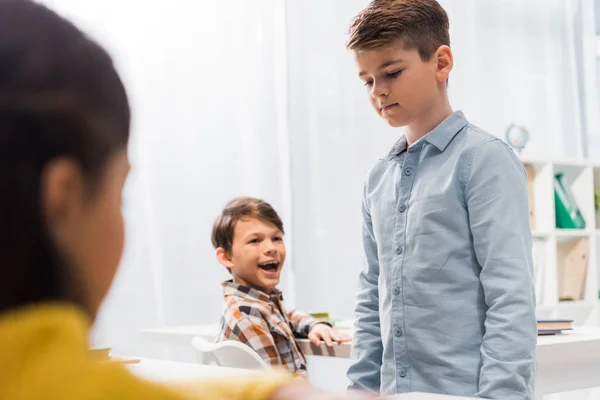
[217,280,325,377]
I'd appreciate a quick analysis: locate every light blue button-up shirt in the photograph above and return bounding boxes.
[347,111,536,399]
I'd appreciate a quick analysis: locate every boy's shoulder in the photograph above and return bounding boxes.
[459,122,511,153]
[219,295,270,340]
[365,120,522,193]
[370,121,516,171]
[222,293,269,325]
[461,122,497,146]
[458,123,522,170]
[220,294,297,341]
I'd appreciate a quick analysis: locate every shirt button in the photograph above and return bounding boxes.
[399,204,406,213]
[404,168,412,176]
[395,246,402,255]
[392,287,400,296]
[395,328,403,337]
[400,370,407,378]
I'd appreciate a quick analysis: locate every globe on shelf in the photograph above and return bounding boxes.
[505,123,529,153]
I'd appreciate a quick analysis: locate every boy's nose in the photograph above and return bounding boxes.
[372,82,389,98]
[263,241,278,254]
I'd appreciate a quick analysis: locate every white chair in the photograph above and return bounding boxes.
[191,336,270,371]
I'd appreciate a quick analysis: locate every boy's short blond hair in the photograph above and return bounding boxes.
[347,0,450,61]
[211,197,284,255]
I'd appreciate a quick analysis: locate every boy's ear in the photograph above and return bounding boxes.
[434,45,453,82]
[216,247,234,270]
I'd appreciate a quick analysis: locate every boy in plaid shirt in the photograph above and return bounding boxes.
[212,197,350,377]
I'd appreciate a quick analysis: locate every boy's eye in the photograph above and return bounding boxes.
[248,239,260,244]
[386,70,403,79]
[363,80,373,87]
[273,236,283,242]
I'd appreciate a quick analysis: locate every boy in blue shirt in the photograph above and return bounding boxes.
[345,1,537,399]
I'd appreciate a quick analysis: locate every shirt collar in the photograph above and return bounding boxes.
[387,110,469,157]
[222,280,283,303]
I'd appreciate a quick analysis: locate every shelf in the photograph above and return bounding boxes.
[540,301,596,310]
[519,157,550,166]
[519,157,591,168]
[555,229,592,243]
[556,300,595,308]
[518,157,599,325]
[520,156,594,167]
[518,156,600,169]
[538,300,598,308]
[532,230,552,238]
[555,301,596,325]
[555,229,591,236]
[553,159,591,168]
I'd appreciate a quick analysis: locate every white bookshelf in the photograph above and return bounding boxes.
[522,156,600,325]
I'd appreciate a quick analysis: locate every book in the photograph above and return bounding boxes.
[532,239,546,304]
[525,165,535,229]
[103,355,141,365]
[538,329,563,336]
[537,319,573,331]
[557,239,589,301]
[90,348,140,364]
[309,312,334,325]
[90,348,111,361]
[554,173,586,229]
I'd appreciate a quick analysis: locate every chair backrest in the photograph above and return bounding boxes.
[191,336,270,371]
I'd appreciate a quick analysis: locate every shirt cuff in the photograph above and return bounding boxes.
[307,319,332,332]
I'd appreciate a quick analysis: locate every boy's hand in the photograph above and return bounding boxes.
[308,323,352,347]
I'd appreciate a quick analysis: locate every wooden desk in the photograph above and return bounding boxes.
[140,325,600,398]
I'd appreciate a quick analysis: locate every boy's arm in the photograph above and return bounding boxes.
[346,184,383,392]
[226,316,288,370]
[464,139,537,400]
[287,310,328,337]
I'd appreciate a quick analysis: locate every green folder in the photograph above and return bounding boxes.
[309,312,331,322]
[554,173,586,229]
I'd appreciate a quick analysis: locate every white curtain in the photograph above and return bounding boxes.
[37,0,597,364]
[286,0,593,319]
[40,0,294,359]
[445,0,587,159]
[578,0,600,158]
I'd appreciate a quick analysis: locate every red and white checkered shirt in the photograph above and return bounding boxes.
[217,280,323,377]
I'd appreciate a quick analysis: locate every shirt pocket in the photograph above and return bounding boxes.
[268,314,292,340]
[407,195,462,269]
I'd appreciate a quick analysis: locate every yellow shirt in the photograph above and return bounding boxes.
[0,303,291,399]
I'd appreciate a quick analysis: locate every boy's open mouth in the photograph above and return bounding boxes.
[258,261,279,272]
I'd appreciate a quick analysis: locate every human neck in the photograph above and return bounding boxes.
[405,98,453,146]
[233,277,273,294]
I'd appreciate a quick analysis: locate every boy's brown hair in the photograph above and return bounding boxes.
[347,0,450,61]
[212,197,284,255]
